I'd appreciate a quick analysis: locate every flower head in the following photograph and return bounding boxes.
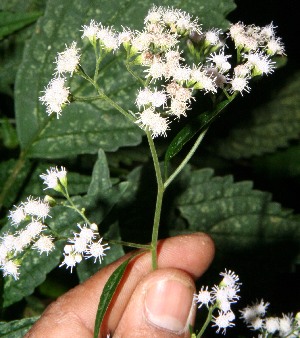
[85,238,110,263]
[55,42,81,76]
[194,286,212,308]
[22,197,51,221]
[39,77,70,118]
[1,260,20,280]
[40,166,67,191]
[33,235,55,255]
[8,205,26,226]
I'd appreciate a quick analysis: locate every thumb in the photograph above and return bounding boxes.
[112,268,196,338]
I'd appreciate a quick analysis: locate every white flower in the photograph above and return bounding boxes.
[97,25,119,51]
[145,57,166,81]
[15,229,33,251]
[55,42,81,76]
[265,316,280,334]
[205,29,222,45]
[131,31,153,52]
[22,197,51,221]
[229,76,250,96]
[135,88,153,108]
[81,20,99,40]
[266,38,285,56]
[8,205,26,226]
[85,238,110,263]
[207,51,231,73]
[39,77,70,118]
[234,64,251,78]
[194,286,212,308]
[40,166,67,191]
[245,52,275,76]
[278,314,293,336]
[144,5,163,24]
[77,223,97,242]
[136,108,169,138]
[33,235,55,255]
[212,310,235,334]
[150,88,167,108]
[190,67,217,93]
[169,99,189,118]
[172,65,191,82]
[25,220,45,238]
[219,269,240,287]
[60,248,82,273]
[1,260,20,280]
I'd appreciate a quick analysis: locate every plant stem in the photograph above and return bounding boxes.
[79,72,136,123]
[147,131,164,270]
[164,128,208,189]
[197,305,216,338]
[107,239,151,250]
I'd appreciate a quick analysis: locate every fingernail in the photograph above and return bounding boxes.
[144,279,194,333]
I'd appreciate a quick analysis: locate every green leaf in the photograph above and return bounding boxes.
[0,159,32,209]
[94,258,130,338]
[172,167,300,250]
[0,316,39,338]
[252,144,300,179]
[14,0,235,159]
[0,118,19,148]
[3,240,65,308]
[165,99,231,164]
[210,71,300,159]
[0,11,41,39]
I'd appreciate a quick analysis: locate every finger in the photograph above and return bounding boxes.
[113,268,196,338]
[25,232,214,338]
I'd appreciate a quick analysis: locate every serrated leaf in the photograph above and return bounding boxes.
[14,0,235,159]
[210,71,300,159]
[94,258,130,338]
[3,240,65,307]
[0,11,41,39]
[0,316,39,338]
[173,168,300,250]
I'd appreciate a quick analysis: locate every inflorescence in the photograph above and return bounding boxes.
[39,5,285,138]
[0,167,109,280]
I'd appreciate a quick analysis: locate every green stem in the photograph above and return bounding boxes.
[60,186,92,226]
[164,128,208,189]
[197,305,216,338]
[147,131,164,270]
[79,72,135,123]
[125,61,145,86]
[107,239,151,250]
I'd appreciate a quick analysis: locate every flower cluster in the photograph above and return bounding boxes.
[240,300,300,337]
[60,223,110,272]
[1,166,110,280]
[194,269,241,334]
[39,5,285,138]
[39,43,81,118]
[1,197,53,280]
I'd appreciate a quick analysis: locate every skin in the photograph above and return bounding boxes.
[25,232,215,338]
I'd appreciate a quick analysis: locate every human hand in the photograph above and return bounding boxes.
[25,232,215,338]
